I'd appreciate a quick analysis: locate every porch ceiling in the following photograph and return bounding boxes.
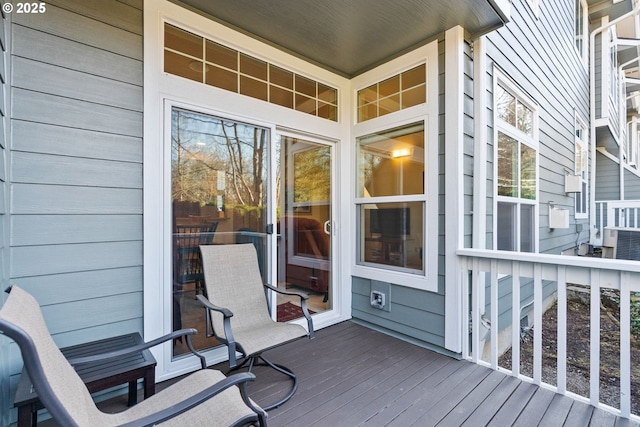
[176,0,508,77]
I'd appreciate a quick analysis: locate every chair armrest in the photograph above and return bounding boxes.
[196,295,239,367]
[196,294,234,317]
[67,329,207,369]
[117,372,266,427]
[264,283,309,300]
[264,284,315,339]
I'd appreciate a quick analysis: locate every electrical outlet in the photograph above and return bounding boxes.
[370,290,385,309]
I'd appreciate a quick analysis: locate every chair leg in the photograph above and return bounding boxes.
[229,354,298,411]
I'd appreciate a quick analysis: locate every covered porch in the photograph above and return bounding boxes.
[37,321,639,427]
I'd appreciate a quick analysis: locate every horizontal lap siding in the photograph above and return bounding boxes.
[485,1,588,254]
[480,2,588,356]
[6,1,143,417]
[0,8,9,427]
[595,151,621,200]
[624,168,640,199]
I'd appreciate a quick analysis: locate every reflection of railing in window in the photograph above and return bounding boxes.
[174,223,218,296]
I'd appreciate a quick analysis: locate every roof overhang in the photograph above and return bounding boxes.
[174,0,509,78]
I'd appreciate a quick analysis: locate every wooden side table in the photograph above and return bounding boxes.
[14,332,157,427]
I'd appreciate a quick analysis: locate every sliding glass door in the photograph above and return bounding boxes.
[170,107,269,357]
[276,134,333,321]
[169,107,334,360]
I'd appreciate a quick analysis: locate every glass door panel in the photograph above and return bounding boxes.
[276,135,332,320]
[171,107,269,358]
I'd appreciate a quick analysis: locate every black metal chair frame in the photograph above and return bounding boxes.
[198,284,314,411]
[0,286,267,427]
[197,244,315,411]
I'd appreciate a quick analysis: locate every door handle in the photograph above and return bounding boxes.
[324,220,331,235]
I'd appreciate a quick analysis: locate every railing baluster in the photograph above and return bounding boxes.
[511,261,521,377]
[471,257,481,364]
[620,271,631,418]
[457,248,640,421]
[533,264,542,385]
[557,265,567,394]
[590,269,601,406]
[490,259,499,369]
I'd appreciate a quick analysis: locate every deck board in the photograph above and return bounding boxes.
[35,320,640,427]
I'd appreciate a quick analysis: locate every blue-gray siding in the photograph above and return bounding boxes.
[485,1,589,254]
[3,0,143,423]
[0,8,10,426]
[595,151,621,200]
[482,1,590,345]
[624,168,640,199]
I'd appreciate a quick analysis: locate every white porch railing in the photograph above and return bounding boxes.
[458,248,640,420]
[594,200,640,246]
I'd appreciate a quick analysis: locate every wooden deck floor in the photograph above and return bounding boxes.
[39,321,640,427]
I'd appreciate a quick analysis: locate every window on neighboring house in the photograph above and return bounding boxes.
[629,119,640,167]
[575,0,587,65]
[495,78,538,252]
[356,122,425,273]
[609,28,620,106]
[575,115,588,218]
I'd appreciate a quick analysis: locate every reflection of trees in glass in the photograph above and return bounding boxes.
[171,108,267,209]
[293,145,330,203]
[497,132,517,197]
[497,132,536,199]
[496,84,532,135]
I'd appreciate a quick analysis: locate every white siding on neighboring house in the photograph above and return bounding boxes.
[2,1,143,423]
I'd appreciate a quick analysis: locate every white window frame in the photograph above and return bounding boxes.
[575,113,588,219]
[144,0,350,380]
[351,42,439,292]
[526,0,540,19]
[493,69,539,253]
[575,0,588,67]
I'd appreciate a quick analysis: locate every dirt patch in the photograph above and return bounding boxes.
[498,288,640,414]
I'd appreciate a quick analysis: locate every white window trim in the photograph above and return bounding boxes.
[144,0,351,380]
[575,0,588,67]
[575,113,589,219]
[526,0,540,19]
[351,41,439,292]
[493,68,540,253]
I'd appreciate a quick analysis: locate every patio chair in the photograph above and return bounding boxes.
[197,243,314,411]
[0,286,267,427]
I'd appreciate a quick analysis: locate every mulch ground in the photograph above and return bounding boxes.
[498,288,640,414]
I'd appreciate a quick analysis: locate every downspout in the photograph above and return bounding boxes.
[590,0,640,240]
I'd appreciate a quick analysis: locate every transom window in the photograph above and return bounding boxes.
[495,79,538,252]
[164,23,338,121]
[357,64,426,122]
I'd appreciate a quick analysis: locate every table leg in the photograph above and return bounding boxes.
[144,368,156,399]
[17,404,36,427]
[127,380,137,406]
